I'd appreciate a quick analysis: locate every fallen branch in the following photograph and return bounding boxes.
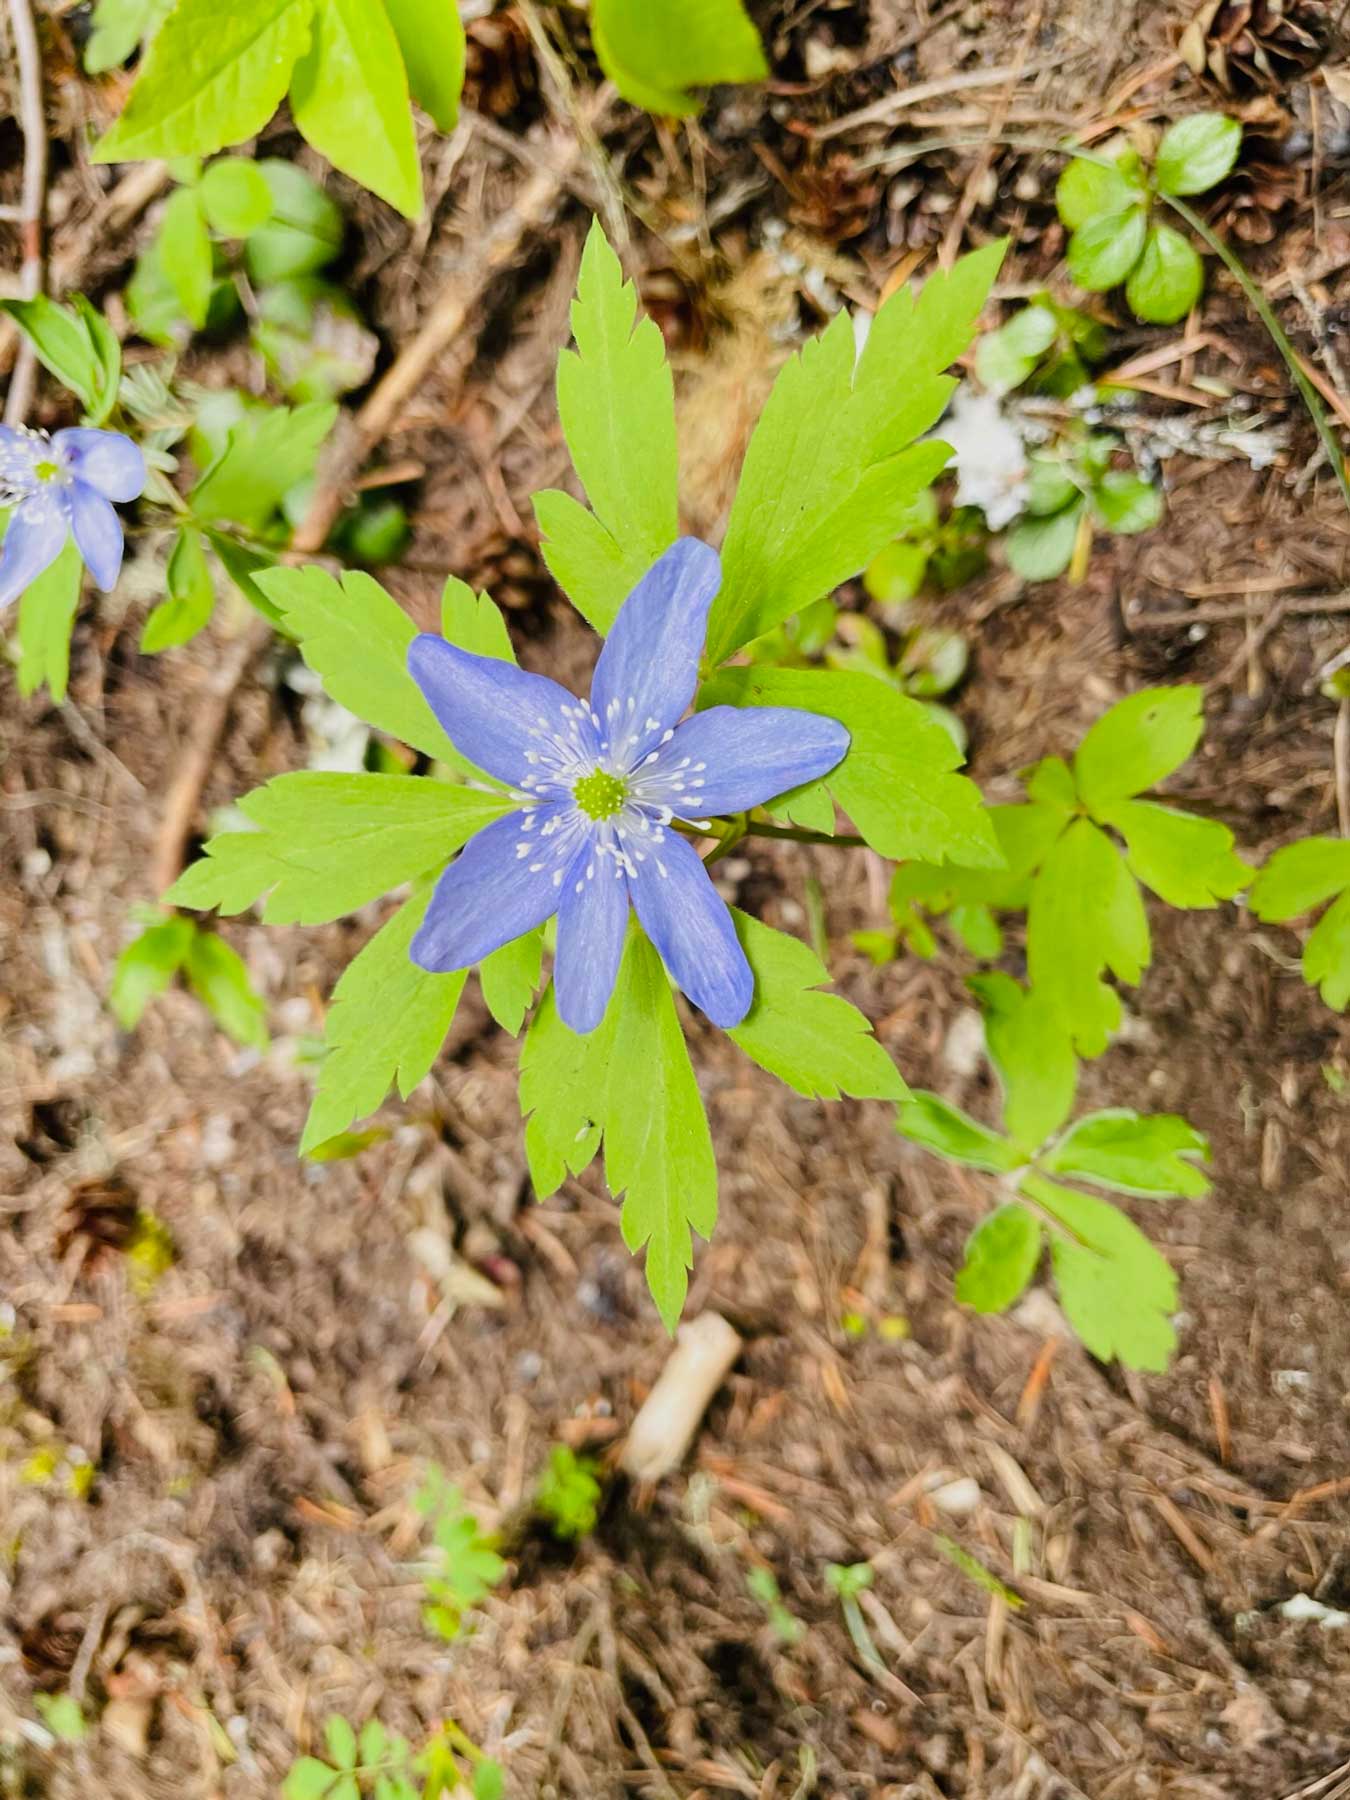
[3,0,47,426]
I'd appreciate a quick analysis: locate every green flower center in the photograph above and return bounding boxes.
[573,769,627,821]
[33,460,59,481]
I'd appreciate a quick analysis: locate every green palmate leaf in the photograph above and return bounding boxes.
[94,0,315,162]
[1125,224,1203,325]
[1073,684,1203,814]
[1044,1109,1210,1198]
[896,1093,1022,1173]
[383,0,466,131]
[16,537,83,701]
[109,914,195,1027]
[245,159,344,283]
[190,399,336,529]
[1303,888,1350,1010]
[727,912,908,1101]
[1027,818,1149,1057]
[85,0,175,72]
[592,0,767,116]
[256,566,464,766]
[300,878,467,1153]
[1066,205,1148,291]
[955,1203,1042,1313]
[165,773,510,923]
[968,972,1077,1152]
[1103,799,1250,907]
[518,982,608,1197]
[1092,470,1162,534]
[1055,145,1145,229]
[289,0,422,219]
[142,525,216,653]
[0,296,107,416]
[479,928,544,1035]
[701,666,1001,868]
[183,929,269,1048]
[536,222,678,633]
[1249,836,1350,920]
[1005,498,1083,581]
[1022,1172,1177,1371]
[199,157,274,235]
[158,186,213,327]
[707,241,1005,663]
[1155,113,1242,197]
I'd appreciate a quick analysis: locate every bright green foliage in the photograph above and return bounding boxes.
[1044,1110,1210,1198]
[974,295,1109,400]
[591,0,767,115]
[535,222,679,633]
[534,1445,602,1540]
[1027,817,1150,1057]
[702,666,1001,869]
[383,0,466,132]
[33,1693,87,1743]
[1075,685,1202,807]
[727,912,908,1101]
[15,539,83,701]
[110,914,196,1027]
[706,242,1005,664]
[974,302,1057,394]
[955,1204,1042,1313]
[246,160,345,283]
[479,929,545,1035]
[110,912,268,1048]
[84,0,175,71]
[1103,799,1250,908]
[159,186,213,327]
[289,0,422,220]
[1055,118,1239,325]
[1007,432,1162,584]
[968,973,1075,1153]
[190,400,336,531]
[895,1094,1023,1173]
[520,930,717,1330]
[414,1467,506,1640]
[164,773,510,924]
[746,1565,806,1645]
[199,157,274,235]
[1251,837,1350,1010]
[0,295,120,424]
[142,525,215,652]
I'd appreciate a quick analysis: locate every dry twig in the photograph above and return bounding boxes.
[3,0,47,426]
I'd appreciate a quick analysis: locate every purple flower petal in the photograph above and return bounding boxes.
[588,538,720,766]
[0,495,70,611]
[646,706,850,818]
[69,481,124,591]
[53,428,146,502]
[628,830,753,1028]
[554,846,629,1033]
[410,804,583,971]
[408,634,598,789]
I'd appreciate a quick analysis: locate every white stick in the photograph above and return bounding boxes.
[621,1312,742,1483]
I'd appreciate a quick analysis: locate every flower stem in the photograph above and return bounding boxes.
[678,815,868,850]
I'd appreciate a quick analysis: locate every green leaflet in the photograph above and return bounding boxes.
[94,0,315,162]
[159,186,213,328]
[189,399,336,530]
[382,0,466,132]
[85,0,175,72]
[896,1093,1023,1174]
[289,0,422,220]
[1304,889,1350,1010]
[182,930,269,1049]
[142,525,215,653]
[301,878,466,1154]
[728,912,907,1101]
[1155,113,1242,197]
[955,1204,1042,1314]
[198,157,274,236]
[1044,1109,1210,1199]
[0,296,119,422]
[702,666,1001,868]
[479,928,545,1036]
[1026,818,1149,1057]
[164,773,511,923]
[1102,799,1250,907]
[707,241,1005,664]
[1022,1173,1178,1372]
[1249,836,1350,920]
[591,0,767,116]
[16,538,83,702]
[440,576,516,659]
[968,973,1076,1153]
[109,915,196,1027]
[1073,684,1203,813]
[536,222,678,633]
[520,931,717,1331]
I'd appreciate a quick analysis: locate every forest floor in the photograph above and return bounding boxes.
[5,1,1350,1796]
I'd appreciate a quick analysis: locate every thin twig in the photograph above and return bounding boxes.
[3,0,47,426]
[1335,698,1350,838]
[939,4,1043,267]
[1128,592,1350,626]
[811,60,1058,142]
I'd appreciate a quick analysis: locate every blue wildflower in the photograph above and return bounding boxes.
[0,425,146,611]
[407,538,850,1034]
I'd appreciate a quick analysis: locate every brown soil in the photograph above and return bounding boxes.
[5,3,1350,1797]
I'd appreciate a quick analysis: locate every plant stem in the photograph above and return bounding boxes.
[1160,192,1350,516]
[676,815,867,850]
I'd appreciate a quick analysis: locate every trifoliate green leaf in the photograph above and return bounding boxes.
[1154,113,1242,197]
[383,0,466,132]
[1124,224,1203,325]
[708,242,1005,662]
[300,878,467,1153]
[1022,1173,1178,1371]
[1026,818,1149,1057]
[701,666,1001,868]
[591,0,767,116]
[1249,837,1350,920]
[183,930,269,1049]
[1023,754,1078,813]
[968,972,1077,1152]
[727,912,908,1101]
[1066,205,1148,291]
[1073,685,1203,814]
[142,525,216,652]
[1303,888,1350,1010]
[109,914,196,1028]
[1103,799,1250,907]
[896,1093,1023,1173]
[479,928,544,1035]
[536,222,678,633]
[165,773,511,923]
[190,399,336,529]
[955,1203,1042,1313]
[15,537,83,702]
[1005,498,1083,581]
[289,0,422,219]
[1044,1109,1210,1198]
[94,0,315,162]
[198,157,274,235]
[1055,145,1145,229]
